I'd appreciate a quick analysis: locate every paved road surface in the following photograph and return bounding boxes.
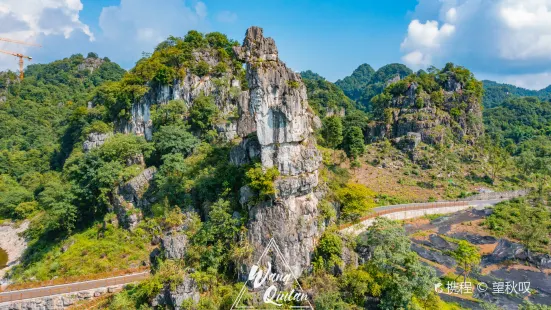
[0,272,149,303]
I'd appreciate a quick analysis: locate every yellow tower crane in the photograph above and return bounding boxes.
[0,37,42,80]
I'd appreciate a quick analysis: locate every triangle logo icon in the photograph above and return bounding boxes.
[231,238,314,309]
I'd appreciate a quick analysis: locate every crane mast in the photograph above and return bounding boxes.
[0,37,41,80]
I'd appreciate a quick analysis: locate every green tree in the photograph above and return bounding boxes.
[335,182,376,222]
[321,116,343,148]
[358,218,438,309]
[0,174,34,219]
[151,99,187,128]
[313,231,343,272]
[314,292,350,310]
[245,163,280,200]
[451,240,481,284]
[343,126,365,159]
[153,125,199,156]
[189,95,218,133]
[154,153,188,207]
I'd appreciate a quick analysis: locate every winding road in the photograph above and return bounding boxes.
[339,198,508,235]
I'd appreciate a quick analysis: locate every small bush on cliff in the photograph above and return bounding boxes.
[245,163,280,199]
[83,120,112,135]
[192,61,211,77]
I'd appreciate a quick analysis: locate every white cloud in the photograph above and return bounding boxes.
[401,0,551,89]
[400,19,455,67]
[0,0,92,70]
[97,0,208,66]
[403,50,432,67]
[0,0,209,72]
[216,10,237,23]
[195,2,207,20]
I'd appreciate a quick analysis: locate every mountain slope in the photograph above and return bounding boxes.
[482,80,551,108]
[336,63,413,110]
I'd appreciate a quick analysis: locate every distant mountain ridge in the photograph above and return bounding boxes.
[482,80,551,108]
[335,63,412,110]
[334,63,551,110]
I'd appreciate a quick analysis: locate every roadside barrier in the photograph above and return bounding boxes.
[338,200,470,230]
[0,269,149,303]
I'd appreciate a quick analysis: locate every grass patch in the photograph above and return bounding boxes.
[424,213,446,221]
[10,221,155,283]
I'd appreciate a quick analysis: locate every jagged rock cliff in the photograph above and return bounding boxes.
[233,27,323,277]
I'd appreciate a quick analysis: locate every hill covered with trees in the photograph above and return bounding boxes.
[482,80,551,108]
[0,54,125,221]
[335,63,413,110]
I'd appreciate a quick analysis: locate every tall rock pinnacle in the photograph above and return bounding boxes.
[234,27,323,277]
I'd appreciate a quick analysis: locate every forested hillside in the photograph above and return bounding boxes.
[335,63,412,110]
[484,97,551,192]
[0,54,125,220]
[482,80,551,108]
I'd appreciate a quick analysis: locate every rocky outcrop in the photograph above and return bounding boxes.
[161,233,188,260]
[411,243,457,268]
[116,53,246,142]
[152,277,200,310]
[482,239,551,269]
[77,57,105,72]
[368,74,484,146]
[0,221,28,279]
[111,167,156,230]
[83,132,112,152]
[233,27,323,277]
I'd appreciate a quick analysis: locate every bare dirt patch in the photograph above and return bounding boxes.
[447,219,489,236]
[352,162,444,202]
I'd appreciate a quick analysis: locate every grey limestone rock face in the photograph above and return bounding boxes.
[77,57,104,73]
[153,276,200,310]
[161,232,188,260]
[229,136,261,166]
[82,132,112,152]
[111,167,157,230]
[233,27,323,277]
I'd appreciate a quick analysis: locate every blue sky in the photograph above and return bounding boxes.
[78,0,419,81]
[1,0,551,89]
